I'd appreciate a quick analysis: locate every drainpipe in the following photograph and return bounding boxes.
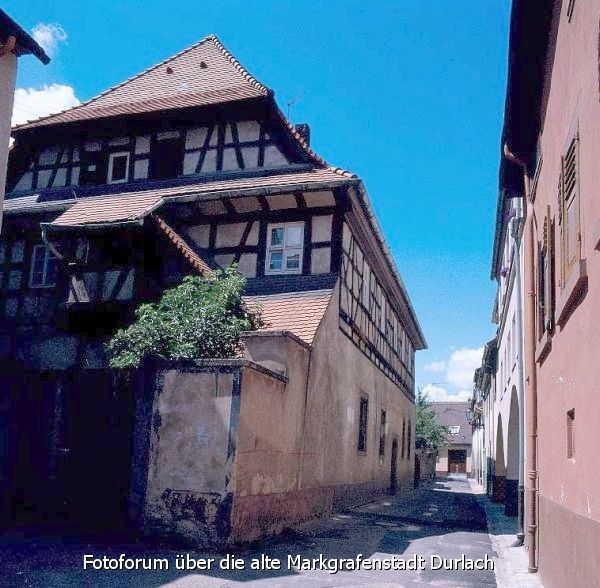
[504,144,538,571]
[297,343,313,492]
[510,198,526,546]
[41,224,64,260]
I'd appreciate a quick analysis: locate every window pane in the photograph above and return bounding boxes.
[8,270,22,290]
[269,251,283,270]
[46,256,59,286]
[10,241,24,263]
[30,247,47,287]
[270,228,284,247]
[286,225,303,247]
[285,252,300,270]
[111,155,128,181]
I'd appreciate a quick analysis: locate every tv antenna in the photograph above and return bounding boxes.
[287,90,305,119]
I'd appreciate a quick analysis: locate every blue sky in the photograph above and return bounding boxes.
[7,0,510,400]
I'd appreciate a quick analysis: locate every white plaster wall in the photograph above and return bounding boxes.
[493,200,525,482]
[0,51,17,232]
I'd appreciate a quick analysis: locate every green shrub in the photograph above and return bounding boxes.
[107,266,262,369]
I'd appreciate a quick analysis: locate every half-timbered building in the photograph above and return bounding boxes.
[0,36,425,544]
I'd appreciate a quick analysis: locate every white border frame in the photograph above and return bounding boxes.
[107,151,130,184]
[264,222,304,275]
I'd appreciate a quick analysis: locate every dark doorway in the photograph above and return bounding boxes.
[150,137,183,180]
[3,369,136,533]
[448,449,467,474]
[390,439,398,494]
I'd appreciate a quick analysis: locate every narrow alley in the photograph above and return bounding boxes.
[1,478,500,587]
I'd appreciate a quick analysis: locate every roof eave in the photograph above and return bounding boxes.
[493,0,554,280]
[0,10,49,64]
[355,181,427,350]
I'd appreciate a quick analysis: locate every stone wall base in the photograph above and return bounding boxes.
[504,478,518,516]
[493,475,506,503]
[539,494,600,588]
[231,480,388,544]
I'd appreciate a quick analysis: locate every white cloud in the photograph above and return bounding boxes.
[425,360,446,373]
[31,23,67,58]
[422,384,471,403]
[12,84,80,127]
[445,347,484,389]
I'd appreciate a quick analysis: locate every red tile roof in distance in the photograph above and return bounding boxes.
[243,289,333,345]
[13,35,269,130]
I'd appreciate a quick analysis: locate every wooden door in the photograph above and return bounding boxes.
[448,449,467,474]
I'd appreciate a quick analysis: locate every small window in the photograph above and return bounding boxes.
[567,408,575,459]
[358,396,369,453]
[407,419,412,459]
[107,151,130,184]
[448,425,460,435]
[379,409,386,457]
[29,245,58,288]
[265,222,304,275]
[401,418,406,459]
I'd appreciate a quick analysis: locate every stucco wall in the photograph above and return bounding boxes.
[143,365,241,545]
[301,282,415,498]
[232,334,316,542]
[0,51,17,232]
[230,282,417,543]
[524,1,600,584]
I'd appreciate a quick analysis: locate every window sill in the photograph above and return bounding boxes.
[535,330,552,364]
[556,258,587,327]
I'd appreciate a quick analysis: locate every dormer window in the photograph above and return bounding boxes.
[265,222,304,275]
[107,151,130,184]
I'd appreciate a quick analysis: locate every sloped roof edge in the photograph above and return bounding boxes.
[12,34,268,131]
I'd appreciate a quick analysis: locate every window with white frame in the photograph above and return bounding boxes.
[265,222,304,274]
[29,245,59,288]
[107,151,130,184]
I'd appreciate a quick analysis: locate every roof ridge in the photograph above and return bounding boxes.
[12,34,268,130]
[272,106,357,178]
[207,35,270,95]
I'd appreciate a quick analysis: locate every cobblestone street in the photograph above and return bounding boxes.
[0,477,501,587]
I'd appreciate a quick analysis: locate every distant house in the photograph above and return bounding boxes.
[431,401,472,477]
[0,35,426,545]
[0,9,49,231]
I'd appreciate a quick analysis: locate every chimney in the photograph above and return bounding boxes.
[294,123,311,146]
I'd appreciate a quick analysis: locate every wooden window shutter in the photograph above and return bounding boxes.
[560,132,581,283]
[544,206,555,332]
[567,0,576,22]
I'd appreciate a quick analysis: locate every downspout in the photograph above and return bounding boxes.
[504,144,537,570]
[297,343,313,492]
[41,224,65,260]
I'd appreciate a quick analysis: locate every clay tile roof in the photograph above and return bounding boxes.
[430,402,472,445]
[152,214,211,275]
[243,289,333,345]
[50,192,162,227]
[13,35,269,130]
